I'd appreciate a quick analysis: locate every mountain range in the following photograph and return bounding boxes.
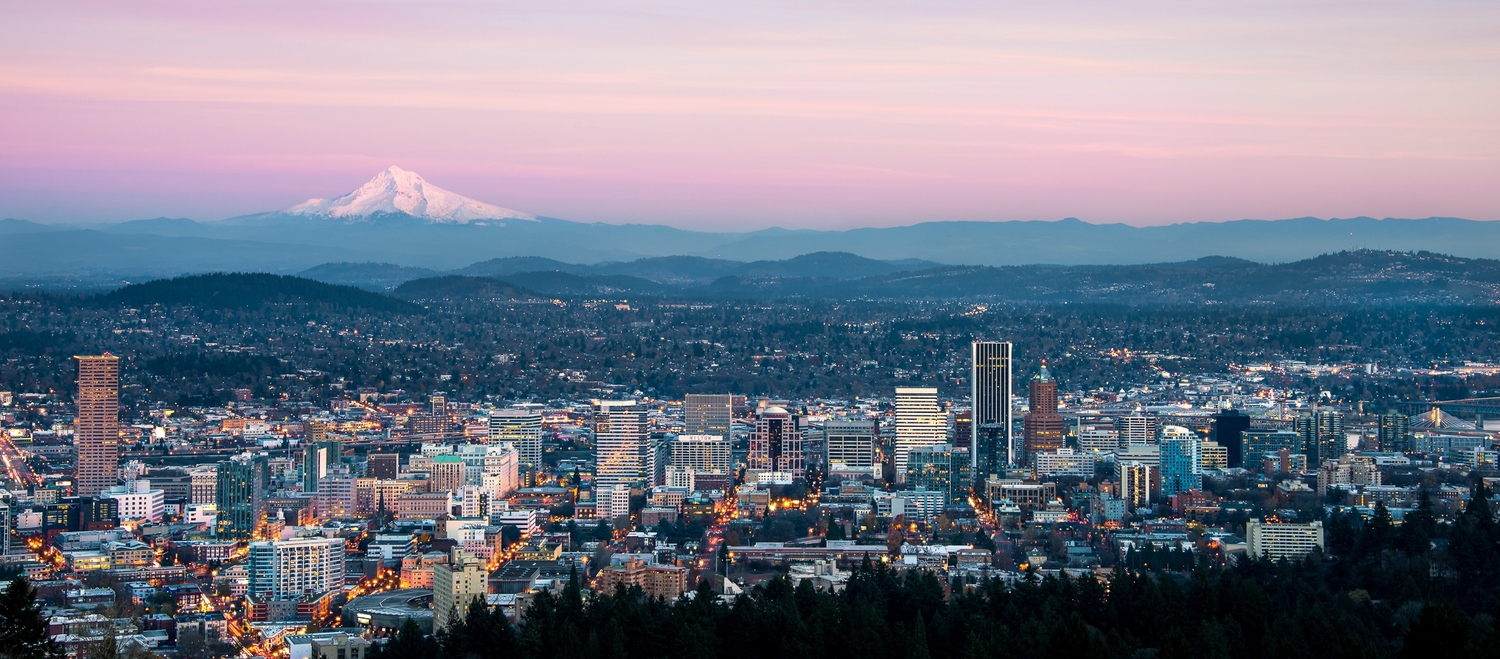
[2,167,1498,286]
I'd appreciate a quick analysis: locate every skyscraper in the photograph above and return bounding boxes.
[1296,409,1345,466]
[1022,364,1065,465]
[217,452,267,540]
[489,408,543,482]
[971,341,1013,473]
[684,394,733,442]
[748,406,804,477]
[907,444,972,506]
[74,354,120,497]
[825,419,878,474]
[894,387,945,480]
[302,438,341,493]
[670,434,731,476]
[1378,410,1410,452]
[595,400,647,500]
[1159,434,1203,495]
[1211,407,1251,468]
[1116,409,1159,447]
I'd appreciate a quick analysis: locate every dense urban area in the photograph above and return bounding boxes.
[3,272,1500,659]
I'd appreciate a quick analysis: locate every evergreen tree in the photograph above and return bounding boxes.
[0,577,66,659]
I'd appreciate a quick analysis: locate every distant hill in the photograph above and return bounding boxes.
[393,275,537,301]
[6,214,1500,279]
[299,262,442,291]
[96,273,419,312]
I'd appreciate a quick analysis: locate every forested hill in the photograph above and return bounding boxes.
[94,273,420,313]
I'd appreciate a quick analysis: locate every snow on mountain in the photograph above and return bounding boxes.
[285,166,535,223]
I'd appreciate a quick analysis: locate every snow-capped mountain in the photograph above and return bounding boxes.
[284,166,535,223]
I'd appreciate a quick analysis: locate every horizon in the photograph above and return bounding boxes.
[3,2,1497,229]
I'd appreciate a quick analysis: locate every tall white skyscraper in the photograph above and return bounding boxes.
[489,409,543,480]
[971,341,1013,474]
[670,434,731,475]
[595,400,647,496]
[825,419,878,473]
[894,387,945,480]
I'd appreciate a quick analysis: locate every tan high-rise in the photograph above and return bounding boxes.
[74,354,120,497]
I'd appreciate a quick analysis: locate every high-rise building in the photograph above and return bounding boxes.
[430,393,448,417]
[1117,409,1158,447]
[430,455,466,493]
[1378,411,1410,452]
[1076,418,1119,455]
[302,439,342,493]
[971,341,1013,473]
[433,548,489,630]
[1022,365,1065,465]
[247,537,345,599]
[1119,461,1157,511]
[952,410,972,450]
[489,409,543,481]
[190,466,218,505]
[894,387,945,480]
[1296,409,1345,466]
[595,400,647,496]
[74,354,120,497]
[684,394,733,442]
[216,452,267,540]
[748,407,804,477]
[1159,434,1203,496]
[1211,407,1251,468]
[315,474,358,520]
[670,434,731,475]
[907,444,971,506]
[825,420,878,473]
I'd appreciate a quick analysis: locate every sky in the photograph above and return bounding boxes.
[0,1,1496,230]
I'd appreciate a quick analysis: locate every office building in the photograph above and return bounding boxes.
[430,393,448,417]
[430,455,466,493]
[1119,462,1157,511]
[1159,434,1203,496]
[1116,409,1158,447]
[489,409,543,481]
[595,400,647,495]
[315,474,358,520]
[366,454,399,480]
[1378,411,1411,453]
[748,406,804,477]
[216,452,267,540]
[302,439,341,493]
[247,537,345,599]
[1022,365,1065,465]
[433,548,488,630]
[825,419,878,473]
[971,341,1013,473]
[1033,448,1095,478]
[670,434,731,476]
[1200,440,1228,470]
[1077,418,1119,455]
[684,394,734,442]
[894,387,945,480]
[100,480,164,523]
[1243,429,1300,461]
[1296,409,1346,466]
[1211,407,1252,468]
[952,410,972,450]
[1246,519,1324,561]
[907,444,971,506]
[74,354,121,497]
[190,466,218,505]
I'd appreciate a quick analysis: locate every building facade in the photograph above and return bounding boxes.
[74,354,121,497]
[970,341,1013,473]
[894,387,945,480]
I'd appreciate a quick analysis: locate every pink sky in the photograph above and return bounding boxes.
[1,1,1496,229]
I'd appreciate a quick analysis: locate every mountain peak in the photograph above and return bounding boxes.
[284,166,535,223]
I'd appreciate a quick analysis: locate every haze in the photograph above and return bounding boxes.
[1,0,1496,229]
